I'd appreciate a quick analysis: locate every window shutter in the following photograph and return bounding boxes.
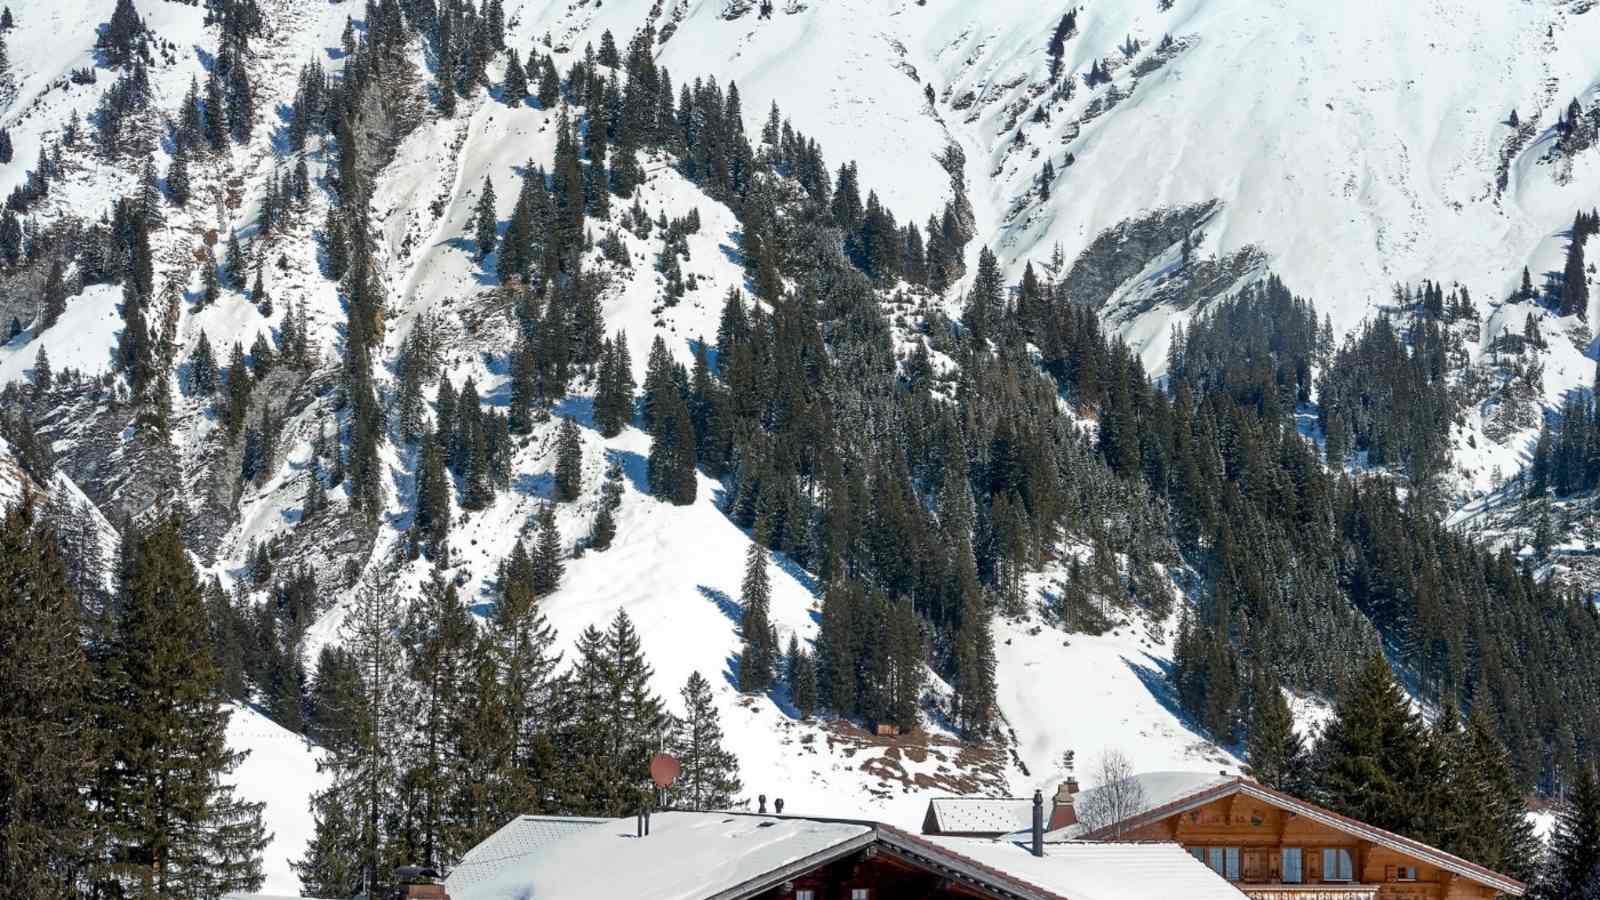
[1385,865,1396,882]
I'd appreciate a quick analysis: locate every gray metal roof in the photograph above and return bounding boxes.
[445,814,609,891]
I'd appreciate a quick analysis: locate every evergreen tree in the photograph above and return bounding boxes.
[223,229,245,289]
[554,415,583,502]
[295,570,411,898]
[398,570,474,867]
[668,671,743,811]
[1245,667,1308,795]
[531,504,564,596]
[502,47,528,105]
[792,647,818,720]
[0,494,95,896]
[590,459,624,551]
[647,387,697,505]
[166,138,190,206]
[1539,767,1600,900]
[93,515,268,899]
[473,177,497,260]
[1310,653,1445,843]
[567,611,667,816]
[1564,235,1590,319]
[737,531,777,693]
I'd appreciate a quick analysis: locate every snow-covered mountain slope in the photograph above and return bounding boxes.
[5,0,1592,892]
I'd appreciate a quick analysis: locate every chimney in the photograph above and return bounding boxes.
[774,797,785,815]
[393,866,449,900]
[758,793,768,814]
[1031,789,1044,857]
[1049,778,1080,830]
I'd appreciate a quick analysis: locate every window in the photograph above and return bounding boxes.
[850,890,870,900]
[1322,848,1354,882]
[1200,847,1241,880]
[1282,848,1303,884]
[1395,865,1417,882]
[796,891,816,900]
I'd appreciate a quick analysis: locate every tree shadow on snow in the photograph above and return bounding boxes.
[553,395,596,429]
[1123,652,1203,737]
[607,447,652,495]
[698,584,741,626]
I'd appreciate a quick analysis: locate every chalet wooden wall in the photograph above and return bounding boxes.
[1115,797,1500,900]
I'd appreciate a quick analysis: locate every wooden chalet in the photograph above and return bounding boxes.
[1074,776,1526,899]
[443,809,1243,900]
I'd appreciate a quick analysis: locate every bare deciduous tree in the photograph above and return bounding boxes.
[1075,748,1148,836]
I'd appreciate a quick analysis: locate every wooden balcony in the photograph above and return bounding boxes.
[1238,885,1379,900]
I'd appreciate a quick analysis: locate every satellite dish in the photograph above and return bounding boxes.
[650,752,682,789]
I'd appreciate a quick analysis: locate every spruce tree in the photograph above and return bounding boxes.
[399,570,474,867]
[554,415,583,501]
[295,570,411,898]
[93,515,268,899]
[502,47,527,105]
[531,504,564,596]
[0,494,95,896]
[568,611,667,815]
[1310,653,1446,843]
[1245,667,1307,795]
[590,459,623,550]
[792,647,818,720]
[473,177,497,260]
[669,671,743,811]
[1540,767,1600,900]
[737,532,776,693]
[223,229,245,289]
[648,388,697,505]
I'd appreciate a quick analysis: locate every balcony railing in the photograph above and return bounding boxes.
[1239,885,1379,900]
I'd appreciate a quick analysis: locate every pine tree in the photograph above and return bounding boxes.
[0,493,96,896]
[167,138,190,206]
[1564,235,1590,319]
[792,647,818,719]
[1310,653,1446,843]
[590,459,624,550]
[1539,767,1600,900]
[502,47,528,105]
[1245,667,1307,795]
[668,671,743,811]
[414,432,451,559]
[554,415,583,502]
[295,570,412,898]
[531,504,564,596]
[648,387,697,505]
[223,229,245,289]
[737,531,776,693]
[473,177,497,260]
[568,611,667,816]
[398,570,474,867]
[93,514,269,899]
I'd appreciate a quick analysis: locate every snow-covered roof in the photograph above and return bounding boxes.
[920,838,1245,900]
[449,812,874,900]
[1019,770,1235,840]
[924,796,1037,835]
[445,814,610,891]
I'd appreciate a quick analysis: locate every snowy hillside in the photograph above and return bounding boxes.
[5,0,1600,894]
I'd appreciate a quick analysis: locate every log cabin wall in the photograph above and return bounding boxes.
[1114,797,1501,900]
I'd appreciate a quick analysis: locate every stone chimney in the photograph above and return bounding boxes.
[1048,778,1080,831]
[393,866,449,900]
